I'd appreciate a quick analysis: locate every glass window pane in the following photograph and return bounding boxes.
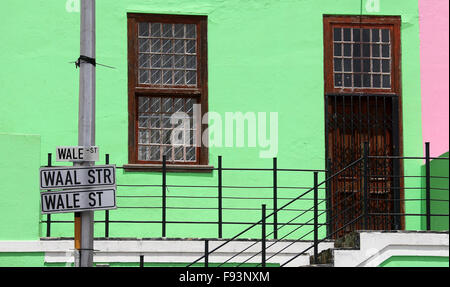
[344,74,352,87]
[353,43,361,57]
[372,59,380,72]
[362,29,371,42]
[150,39,161,53]
[381,29,390,42]
[186,24,196,38]
[371,29,380,42]
[186,70,197,85]
[382,75,391,88]
[354,74,362,87]
[150,146,161,161]
[333,28,341,41]
[382,45,390,57]
[344,58,352,72]
[334,43,342,56]
[139,23,149,37]
[334,73,343,87]
[353,28,361,43]
[343,28,351,41]
[363,44,370,57]
[174,24,184,38]
[363,73,371,87]
[150,69,162,84]
[382,59,390,73]
[353,59,361,72]
[372,74,381,88]
[344,44,351,56]
[334,58,342,72]
[151,23,161,37]
[372,44,380,57]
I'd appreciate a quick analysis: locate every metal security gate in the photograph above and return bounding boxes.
[325,94,401,237]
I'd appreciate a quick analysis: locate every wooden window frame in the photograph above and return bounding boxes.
[323,15,401,95]
[127,13,209,169]
[323,15,405,229]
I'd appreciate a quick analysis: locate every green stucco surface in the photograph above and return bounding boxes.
[0,0,432,267]
[0,252,44,267]
[379,256,449,267]
[0,134,41,240]
[0,0,424,240]
[421,152,449,230]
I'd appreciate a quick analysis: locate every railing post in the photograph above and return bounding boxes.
[204,240,209,267]
[162,155,167,237]
[425,142,431,231]
[326,158,332,237]
[46,153,52,237]
[363,142,369,230]
[105,154,110,238]
[218,156,223,238]
[261,204,266,268]
[273,157,278,240]
[140,255,144,268]
[313,171,319,264]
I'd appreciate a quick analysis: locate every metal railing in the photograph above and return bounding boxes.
[187,142,449,267]
[41,155,327,239]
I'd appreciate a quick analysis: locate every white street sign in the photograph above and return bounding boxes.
[40,165,116,190]
[56,146,99,162]
[41,188,116,214]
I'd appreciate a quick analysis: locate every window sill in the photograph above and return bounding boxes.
[123,164,214,173]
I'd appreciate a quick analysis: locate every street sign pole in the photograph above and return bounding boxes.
[77,0,96,267]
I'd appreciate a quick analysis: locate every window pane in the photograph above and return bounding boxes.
[343,28,351,41]
[334,73,343,87]
[334,58,342,72]
[381,29,390,42]
[353,28,361,42]
[138,22,198,87]
[333,28,341,41]
[334,43,342,56]
[371,29,380,42]
[343,74,352,87]
[382,75,391,88]
[343,58,352,72]
[372,74,381,88]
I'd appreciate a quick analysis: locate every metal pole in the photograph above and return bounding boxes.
[273,157,278,240]
[105,154,110,238]
[425,142,431,231]
[313,172,319,264]
[76,0,96,267]
[363,142,369,230]
[218,156,223,238]
[162,155,167,237]
[204,240,209,267]
[261,204,266,267]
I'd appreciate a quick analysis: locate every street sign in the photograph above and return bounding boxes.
[40,165,116,190]
[56,146,99,162]
[41,188,116,214]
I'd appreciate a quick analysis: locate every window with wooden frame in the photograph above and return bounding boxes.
[323,15,401,94]
[127,14,208,167]
[323,16,404,233]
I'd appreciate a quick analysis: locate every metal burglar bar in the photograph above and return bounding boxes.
[326,94,400,236]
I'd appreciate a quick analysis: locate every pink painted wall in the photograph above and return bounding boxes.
[419,0,449,158]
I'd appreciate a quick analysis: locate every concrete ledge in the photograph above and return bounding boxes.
[0,238,334,267]
[333,231,449,267]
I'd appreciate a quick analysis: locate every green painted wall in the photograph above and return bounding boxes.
[0,134,41,240]
[0,0,424,242]
[0,252,45,267]
[421,152,449,230]
[379,256,449,267]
